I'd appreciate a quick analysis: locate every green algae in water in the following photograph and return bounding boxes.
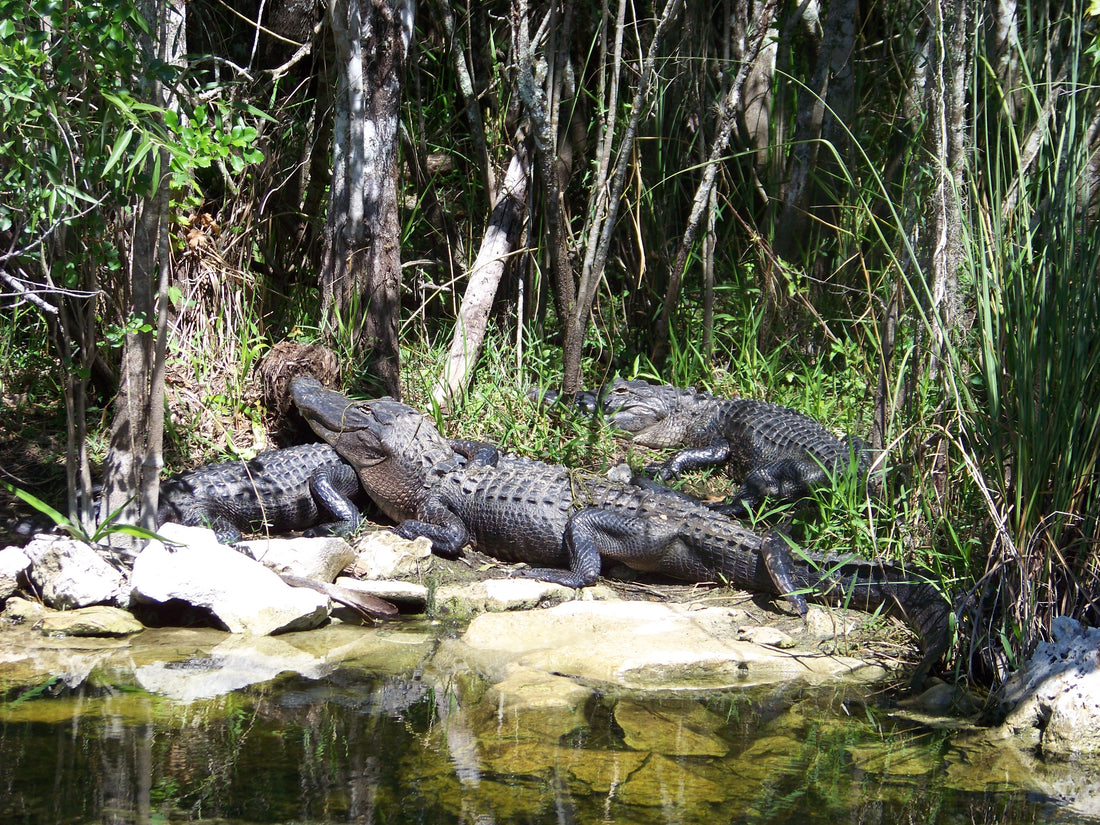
[0,671,1091,824]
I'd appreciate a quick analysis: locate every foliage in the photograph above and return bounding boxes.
[2,0,1099,690]
[0,0,151,288]
[0,480,163,544]
[962,5,1100,674]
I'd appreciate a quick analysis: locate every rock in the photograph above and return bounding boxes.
[39,606,145,637]
[0,622,437,706]
[615,753,728,806]
[2,595,47,625]
[482,664,595,740]
[614,697,729,756]
[130,625,436,702]
[441,599,887,691]
[895,678,980,717]
[738,624,797,648]
[804,605,858,641]
[130,523,330,635]
[0,545,30,600]
[240,535,355,581]
[433,578,592,617]
[23,535,129,609]
[350,530,433,579]
[996,616,1100,756]
[334,577,429,610]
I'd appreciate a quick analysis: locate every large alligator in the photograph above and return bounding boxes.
[548,378,875,518]
[291,376,950,688]
[157,443,365,544]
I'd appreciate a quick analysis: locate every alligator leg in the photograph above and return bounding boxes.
[647,441,732,481]
[710,458,829,518]
[303,463,364,536]
[206,520,245,545]
[448,439,501,468]
[391,497,474,558]
[516,507,654,588]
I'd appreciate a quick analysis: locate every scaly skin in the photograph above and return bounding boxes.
[157,443,363,543]
[292,377,950,688]
[568,378,874,517]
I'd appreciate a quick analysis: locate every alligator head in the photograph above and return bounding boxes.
[289,376,457,521]
[589,378,713,449]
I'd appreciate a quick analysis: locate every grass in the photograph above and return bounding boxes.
[2,2,1097,695]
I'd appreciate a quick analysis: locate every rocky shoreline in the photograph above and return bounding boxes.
[2,522,1099,764]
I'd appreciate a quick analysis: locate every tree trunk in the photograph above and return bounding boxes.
[562,0,684,391]
[321,0,413,398]
[98,0,184,540]
[514,0,576,349]
[925,0,968,375]
[431,138,532,412]
[650,0,777,367]
[773,0,856,263]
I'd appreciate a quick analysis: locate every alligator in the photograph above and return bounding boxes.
[156,443,366,544]
[546,378,875,518]
[291,376,951,688]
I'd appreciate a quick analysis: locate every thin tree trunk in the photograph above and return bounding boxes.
[432,138,532,412]
[99,0,183,540]
[561,0,684,392]
[514,0,575,338]
[321,0,413,397]
[926,0,968,375]
[988,0,1020,120]
[702,184,717,360]
[650,0,778,367]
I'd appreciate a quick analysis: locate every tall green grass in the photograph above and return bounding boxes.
[961,8,1100,677]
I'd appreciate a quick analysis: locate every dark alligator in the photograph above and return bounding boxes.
[292,376,951,688]
[157,443,365,544]
[546,378,875,518]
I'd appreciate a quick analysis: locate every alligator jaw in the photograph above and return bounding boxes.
[289,377,373,439]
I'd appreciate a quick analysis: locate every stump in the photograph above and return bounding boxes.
[257,341,342,435]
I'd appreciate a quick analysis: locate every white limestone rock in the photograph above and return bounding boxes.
[239,535,356,581]
[130,523,330,635]
[439,599,886,691]
[39,605,145,637]
[350,530,433,579]
[433,577,591,616]
[997,615,1100,756]
[0,545,31,600]
[23,535,129,609]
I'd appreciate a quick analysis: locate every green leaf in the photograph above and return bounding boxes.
[150,148,162,192]
[102,127,134,175]
[93,523,167,543]
[0,480,71,529]
[101,90,134,116]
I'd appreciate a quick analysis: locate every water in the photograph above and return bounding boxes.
[1,623,1095,824]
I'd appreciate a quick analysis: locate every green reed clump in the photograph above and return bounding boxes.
[961,8,1100,678]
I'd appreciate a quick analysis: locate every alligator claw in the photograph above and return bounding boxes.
[760,530,809,617]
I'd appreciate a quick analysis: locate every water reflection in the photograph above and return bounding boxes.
[0,632,1090,824]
